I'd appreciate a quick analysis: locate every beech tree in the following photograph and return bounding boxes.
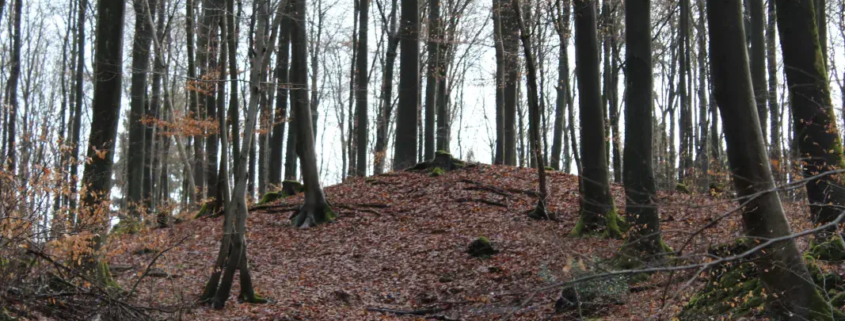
[619,0,665,261]
[80,0,126,284]
[571,0,620,237]
[393,0,420,170]
[706,0,834,318]
[775,0,845,232]
[291,0,336,227]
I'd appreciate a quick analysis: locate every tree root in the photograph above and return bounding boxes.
[292,202,336,228]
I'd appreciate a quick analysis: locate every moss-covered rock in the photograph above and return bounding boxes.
[675,183,691,194]
[467,237,498,257]
[258,181,305,205]
[110,218,141,235]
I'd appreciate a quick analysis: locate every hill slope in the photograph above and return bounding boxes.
[107,164,820,320]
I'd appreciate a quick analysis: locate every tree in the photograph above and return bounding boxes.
[749,0,767,140]
[269,3,291,187]
[4,0,21,171]
[80,0,126,285]
[374,0,399,174]
[126,0,156,219]
[512,0,548,219]
[619,0,665,262]
[766,0,781,183]
[204,0,280,308]
[570,0,620,237]
[69,0,86,213]
[356,0,369,176]
[291,0,336,227]
[493,0,505,165]
[502,0,518,166]
[393,0,420,170]
[548,0,571,171]
[424,0,441,161]
[706,1,835,318]
[775,0,845,230]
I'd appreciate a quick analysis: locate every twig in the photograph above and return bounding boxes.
[367,306,448,316]
[456,198,507,208]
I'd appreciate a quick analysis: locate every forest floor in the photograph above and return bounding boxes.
[106,164,841,320]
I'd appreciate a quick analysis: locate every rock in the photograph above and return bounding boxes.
[467,237,498,257]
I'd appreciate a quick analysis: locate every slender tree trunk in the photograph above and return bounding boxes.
[374,0,398,174]
[512,0,548,218]
[707,2,834,318]
[549,0,570,171]
[393,0,420,170]
[766,0,781,184]
[424,0,441,160]
[4,0,20,171]
[502,0,518,166]
[291,0,335,227]
[131,0,159,215]
[185,0,201,204]
[269,2,291,187]
[695,0,709,193]
[69,0,86,214]
[493,0,505,165]
[571,0,619,237]
[356,0,370,175]
[750,0,767,142]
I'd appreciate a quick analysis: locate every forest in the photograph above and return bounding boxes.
[0,0,845,319]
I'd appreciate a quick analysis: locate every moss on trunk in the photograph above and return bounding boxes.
[292,202,336,228]
[570,206,625,239]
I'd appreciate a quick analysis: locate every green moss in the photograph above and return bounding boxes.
[257,191,287,205]
[832,292,845,309]
[239,293,269,304]
[110,218,141,235]
[194,201,213,219]
[467,237,498,257]
[291,204,336,228]
[93,260,121,291]
[683,240,843,320]
[675,183,691,194]
[429,167,446,177]
[544,166,555,171]
[809,236,845,262]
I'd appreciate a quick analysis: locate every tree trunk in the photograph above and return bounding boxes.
[571,0,619,237]
[393,0,420,170]
[749,0,767,142]
[211,0,279,307]
[493,0,505,165]
[776,0,845,228]
[815,0,827,70]
[502,0,518,166]
[291,0,335,227]
[69,0,86,214]
[620,0,663,261]
[80,0,126,285]
[185,0,199,204]
[423,0,440,161]
[549,0,570,172]
[269,2,291,187]
[4,0,20,172]
[127,0,156,218]
[356,0,370,176]
[706,2,834,318]
[695,0,709,193]
[374,0,398,175]
[512,0,548,219]
[766,0,781,184]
